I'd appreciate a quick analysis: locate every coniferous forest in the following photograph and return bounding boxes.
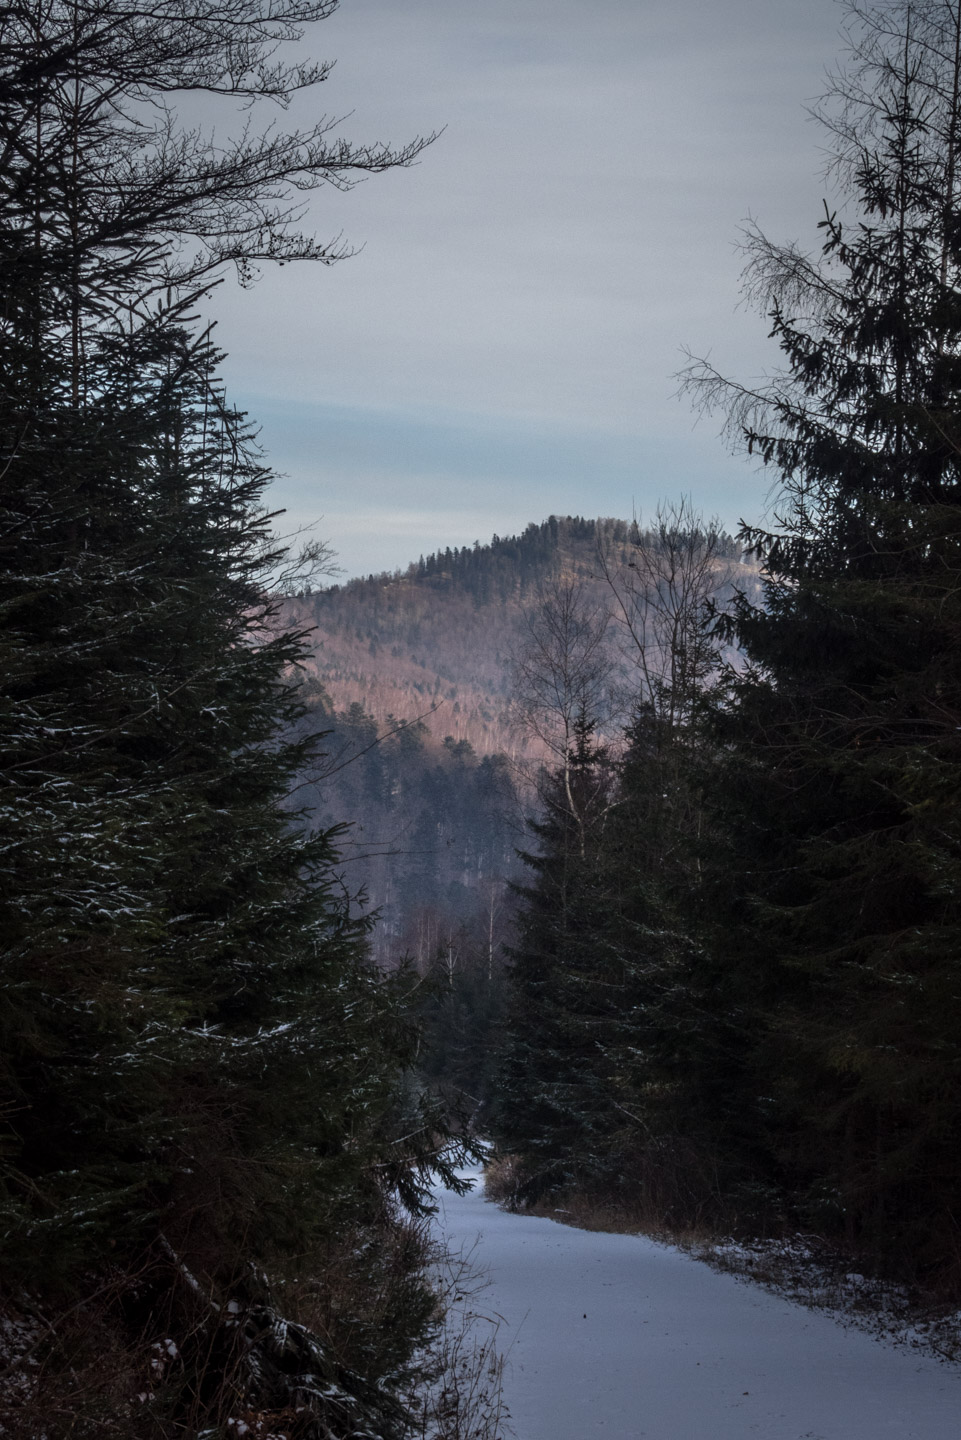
[6,0,961,1434]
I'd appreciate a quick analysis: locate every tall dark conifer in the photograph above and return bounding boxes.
[0,3,466,1434]
[492,717,617,1198]
[687,0,961,1284]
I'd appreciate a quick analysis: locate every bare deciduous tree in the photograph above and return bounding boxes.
[512,576,615,756]
[511,574,618,851]
[598,496,733,742]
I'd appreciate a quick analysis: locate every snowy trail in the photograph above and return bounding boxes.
[433,1170,961,1440]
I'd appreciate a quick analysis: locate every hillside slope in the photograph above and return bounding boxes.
[284,515,756,760]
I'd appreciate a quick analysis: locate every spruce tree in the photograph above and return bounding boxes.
[686,0,961,1285]
[0,2,466,1433]
[491,717,618,1200]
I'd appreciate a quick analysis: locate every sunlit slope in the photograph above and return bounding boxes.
[284,515,759,758]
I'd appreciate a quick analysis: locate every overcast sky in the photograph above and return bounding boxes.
[208,0,847,578]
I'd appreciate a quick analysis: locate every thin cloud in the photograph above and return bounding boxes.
[208,0,845,574]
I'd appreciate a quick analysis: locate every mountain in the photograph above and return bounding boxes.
[284,516,605,762]
[284,515,754,758]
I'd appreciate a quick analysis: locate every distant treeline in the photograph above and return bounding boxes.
[293,688,524,963]
[320,515,744,603]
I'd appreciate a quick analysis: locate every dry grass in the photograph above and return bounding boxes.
[479,1154,523,1208]
[0,1279,156,1439]
[0,1218,513,1440]
[404,1238,513,1440]
[482,1148,723,1247]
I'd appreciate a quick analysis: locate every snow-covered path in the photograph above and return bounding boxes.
[433,1170,961,1440]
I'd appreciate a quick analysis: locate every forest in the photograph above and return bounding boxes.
[285,516,752,1099]
[4,0,961,1435]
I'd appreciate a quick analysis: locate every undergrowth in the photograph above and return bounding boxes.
[0,1222,512,1440]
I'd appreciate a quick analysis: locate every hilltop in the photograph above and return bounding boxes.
[284,515,753,760]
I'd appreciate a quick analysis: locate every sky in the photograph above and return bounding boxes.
[208,0,848,578]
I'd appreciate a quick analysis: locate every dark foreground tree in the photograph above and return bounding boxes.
[685,0,961,1288]
[0,3,471,1435]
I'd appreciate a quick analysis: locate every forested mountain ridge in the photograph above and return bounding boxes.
[283,515,755,760]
